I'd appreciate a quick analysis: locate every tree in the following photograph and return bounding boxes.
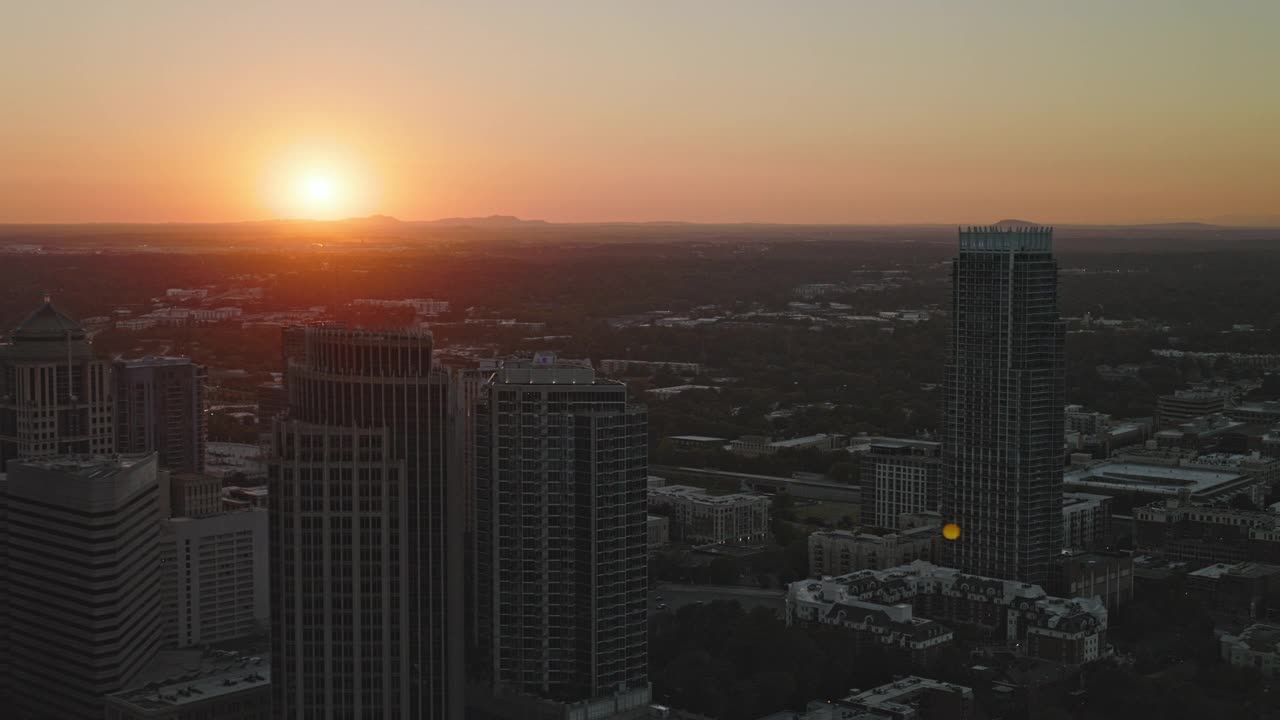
[1229,493,1258,511]
[709,557,741,585]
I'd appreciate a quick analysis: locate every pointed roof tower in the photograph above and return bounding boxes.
[1,297,94,361]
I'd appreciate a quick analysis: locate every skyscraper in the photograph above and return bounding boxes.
[941,226,1065,586]
[0,299,114,466]
[471,360,650,719]
[115,356,208,473]
[3,454,164,720]
[269,326,462,719]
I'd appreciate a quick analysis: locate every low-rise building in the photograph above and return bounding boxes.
[729,433,848,458]
[808,524,937,576]
[1157,389,1227,429]
[647,484,770,545]
[788,561,1108,665]
[1134,499,1280,567]
[666,435,728,451]
[1064,459,1263,511]
[1185,452,1280,490]
[647,384,716,399]
[1221,624,1280,678]
[166,288,210,301]
[647,515,670,550]
[1154,414,1249,453]
[598,359,703,376]
[1061,552,1134,615]
[104,652,270,720]
[1227,401,1280,425]
[1263,425,1280,459]
[1186,562,1280,625]
[841,676,975,720]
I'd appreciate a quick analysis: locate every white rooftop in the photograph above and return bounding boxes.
[1064,461,1247,495]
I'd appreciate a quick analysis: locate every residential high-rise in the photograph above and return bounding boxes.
[269,326,462,719]
[0,299,114,466]
[941,226,1065,586]
[859,439,942,530]
[164,508,269,648]
[448,360,500,669]
[471,360,650,719]
[115,356,208,473]
[3,454,164,720]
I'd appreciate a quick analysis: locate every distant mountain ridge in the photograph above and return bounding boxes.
[419,215,549,228]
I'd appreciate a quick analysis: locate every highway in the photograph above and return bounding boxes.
[649,583,786,617]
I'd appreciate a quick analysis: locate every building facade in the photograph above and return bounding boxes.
[839,676,975,720]
[1133,499,1280,567]
[1061,492,1111,551]
[472,361,650,717]
[115,356,207,473]
[0,300,114,467]
[1221,624,1280,678]
[860,440,941,530]
[4,455,164,720]
[269,326,462,719]
[789,561,1108,665]
[808,524,937,576]
[647,484,770,545]
[941,227,1065,586]
[1061,552,1134,616]
[1186,561,1280,625]
[165,509,269,648]
[647,515,670,550]
[1157,389,1227,429]
[105,660,271,720]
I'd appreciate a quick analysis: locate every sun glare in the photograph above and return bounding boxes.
[305,175,335,202]
[295,173,342,218]
[263,144,379,220]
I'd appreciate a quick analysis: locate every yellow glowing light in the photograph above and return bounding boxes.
[305,175,335,202]
[942,523,961,541]
[261,142,379,220]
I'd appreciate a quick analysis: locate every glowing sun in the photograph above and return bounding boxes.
[263,144,377,220]
[296,173,341,217]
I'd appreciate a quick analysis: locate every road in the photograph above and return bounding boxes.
[650,583,786,617]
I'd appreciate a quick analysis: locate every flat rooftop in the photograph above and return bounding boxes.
[1064,461,1248,495]
[107,650,270,713]
[13,453,153,478]
[846,676,971,710]
[648,483,769,505]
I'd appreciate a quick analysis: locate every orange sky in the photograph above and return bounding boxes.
[1,1,1276,225]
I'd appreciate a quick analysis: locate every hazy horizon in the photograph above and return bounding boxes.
[2,214,1280,229]
[3,1,1277,225]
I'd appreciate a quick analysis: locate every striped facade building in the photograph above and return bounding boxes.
[3,454,164,720]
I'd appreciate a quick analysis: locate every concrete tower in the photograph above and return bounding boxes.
[941,226,1065,586]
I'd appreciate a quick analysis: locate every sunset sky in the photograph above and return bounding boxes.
[1,1,1276,225]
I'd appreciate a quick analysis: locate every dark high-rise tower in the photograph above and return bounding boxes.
[941,226,1065,586]
[471,360,650,719]
[4,454,164,720]
[115,356,207,473]
[269,326,463,719]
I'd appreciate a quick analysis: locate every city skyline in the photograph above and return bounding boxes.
[3,1,1277,225]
